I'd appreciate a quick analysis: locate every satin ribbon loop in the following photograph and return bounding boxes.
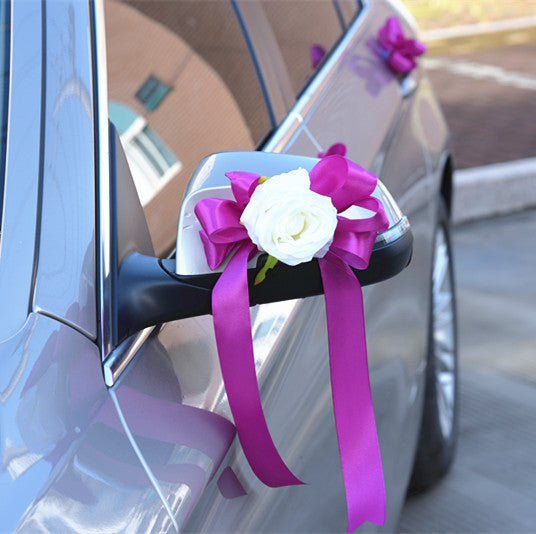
[309,155,349,199]
[225,171,261,208]
[318,142,347,159]
[337,209,389,234]
[195,198,249,269]
[310,156,381,212]
[330,232,377,271]
[198,231,237,271]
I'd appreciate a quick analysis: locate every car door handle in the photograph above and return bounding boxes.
[400,74,418,99]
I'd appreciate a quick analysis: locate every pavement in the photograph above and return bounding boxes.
[452,158,536,224]
[397,20,536,534]
[419,23,536,224]
[399,209,536,533]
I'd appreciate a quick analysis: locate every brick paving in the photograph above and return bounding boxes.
[424,42,536,169]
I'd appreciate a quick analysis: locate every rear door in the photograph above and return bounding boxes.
[242,0,435,529]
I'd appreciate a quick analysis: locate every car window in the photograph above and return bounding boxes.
[105,0,273,255]
[0,0,10,221]
[259,0,345,96]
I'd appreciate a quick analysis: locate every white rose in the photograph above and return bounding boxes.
[240,168,338,266]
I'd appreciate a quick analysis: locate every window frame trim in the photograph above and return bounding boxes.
[262,0,371,153]
[238,0,364,136]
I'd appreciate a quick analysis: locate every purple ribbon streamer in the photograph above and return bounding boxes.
[212,240,304,487]
[377,16,426,75]
[195,155,389,532]
[319,254,385,530]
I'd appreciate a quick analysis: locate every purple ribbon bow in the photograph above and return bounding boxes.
[194,155,389,533]
[377,16,426,75]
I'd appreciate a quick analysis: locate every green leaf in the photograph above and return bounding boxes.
[254,255,279,286]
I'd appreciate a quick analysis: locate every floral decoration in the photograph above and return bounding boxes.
[194,154,390,533]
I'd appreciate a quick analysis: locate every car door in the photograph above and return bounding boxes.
[97,2,443,534]
[101,2,305,532]
[244,1,449,529]
[101,2,367,533]
[173,2,437,532]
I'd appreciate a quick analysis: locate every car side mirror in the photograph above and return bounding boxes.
[117,151,412,345]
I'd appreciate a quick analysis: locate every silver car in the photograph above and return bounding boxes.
[0,0,457,532]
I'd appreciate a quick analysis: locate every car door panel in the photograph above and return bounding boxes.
[259,1,433,529]
[104,2,441,533]
[0,313,107,533]
[32,0,97,340]
[112,294,352,534]
[0,0,42,342]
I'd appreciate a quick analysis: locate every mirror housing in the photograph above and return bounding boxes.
[117,152,412,344]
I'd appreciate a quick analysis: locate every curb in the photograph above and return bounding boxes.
[418,18,536,223]
[420,16,536,55]
[421,16,536,42]
[453,158,536,225]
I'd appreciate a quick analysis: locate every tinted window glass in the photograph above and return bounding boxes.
[260,0,343,95]
[106,1,272,254]
[336,0,360,28]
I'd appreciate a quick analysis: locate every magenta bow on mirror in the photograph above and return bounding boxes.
[377,16,426,75]
[194,155,389,533]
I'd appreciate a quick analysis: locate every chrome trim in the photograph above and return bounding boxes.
[103,326,154,387]
[333,0,346,30]
[263,1,372,153]
[91,0,113,358]
[400,74,418,99]
[34,307,95,341]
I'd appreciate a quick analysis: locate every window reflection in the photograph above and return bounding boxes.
[135,75,171,112]
[109,101,181,206]
[105,1,271,254]
[260,0,343,95]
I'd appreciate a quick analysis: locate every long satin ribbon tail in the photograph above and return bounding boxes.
[319,255,386,533]
[211,242,304,488]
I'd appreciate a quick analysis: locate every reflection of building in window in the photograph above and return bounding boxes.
[105,1,259,254]
[109,101,181,206]
[135,74,171,112]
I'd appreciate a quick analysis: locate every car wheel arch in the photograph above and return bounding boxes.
[440,155,454,218]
